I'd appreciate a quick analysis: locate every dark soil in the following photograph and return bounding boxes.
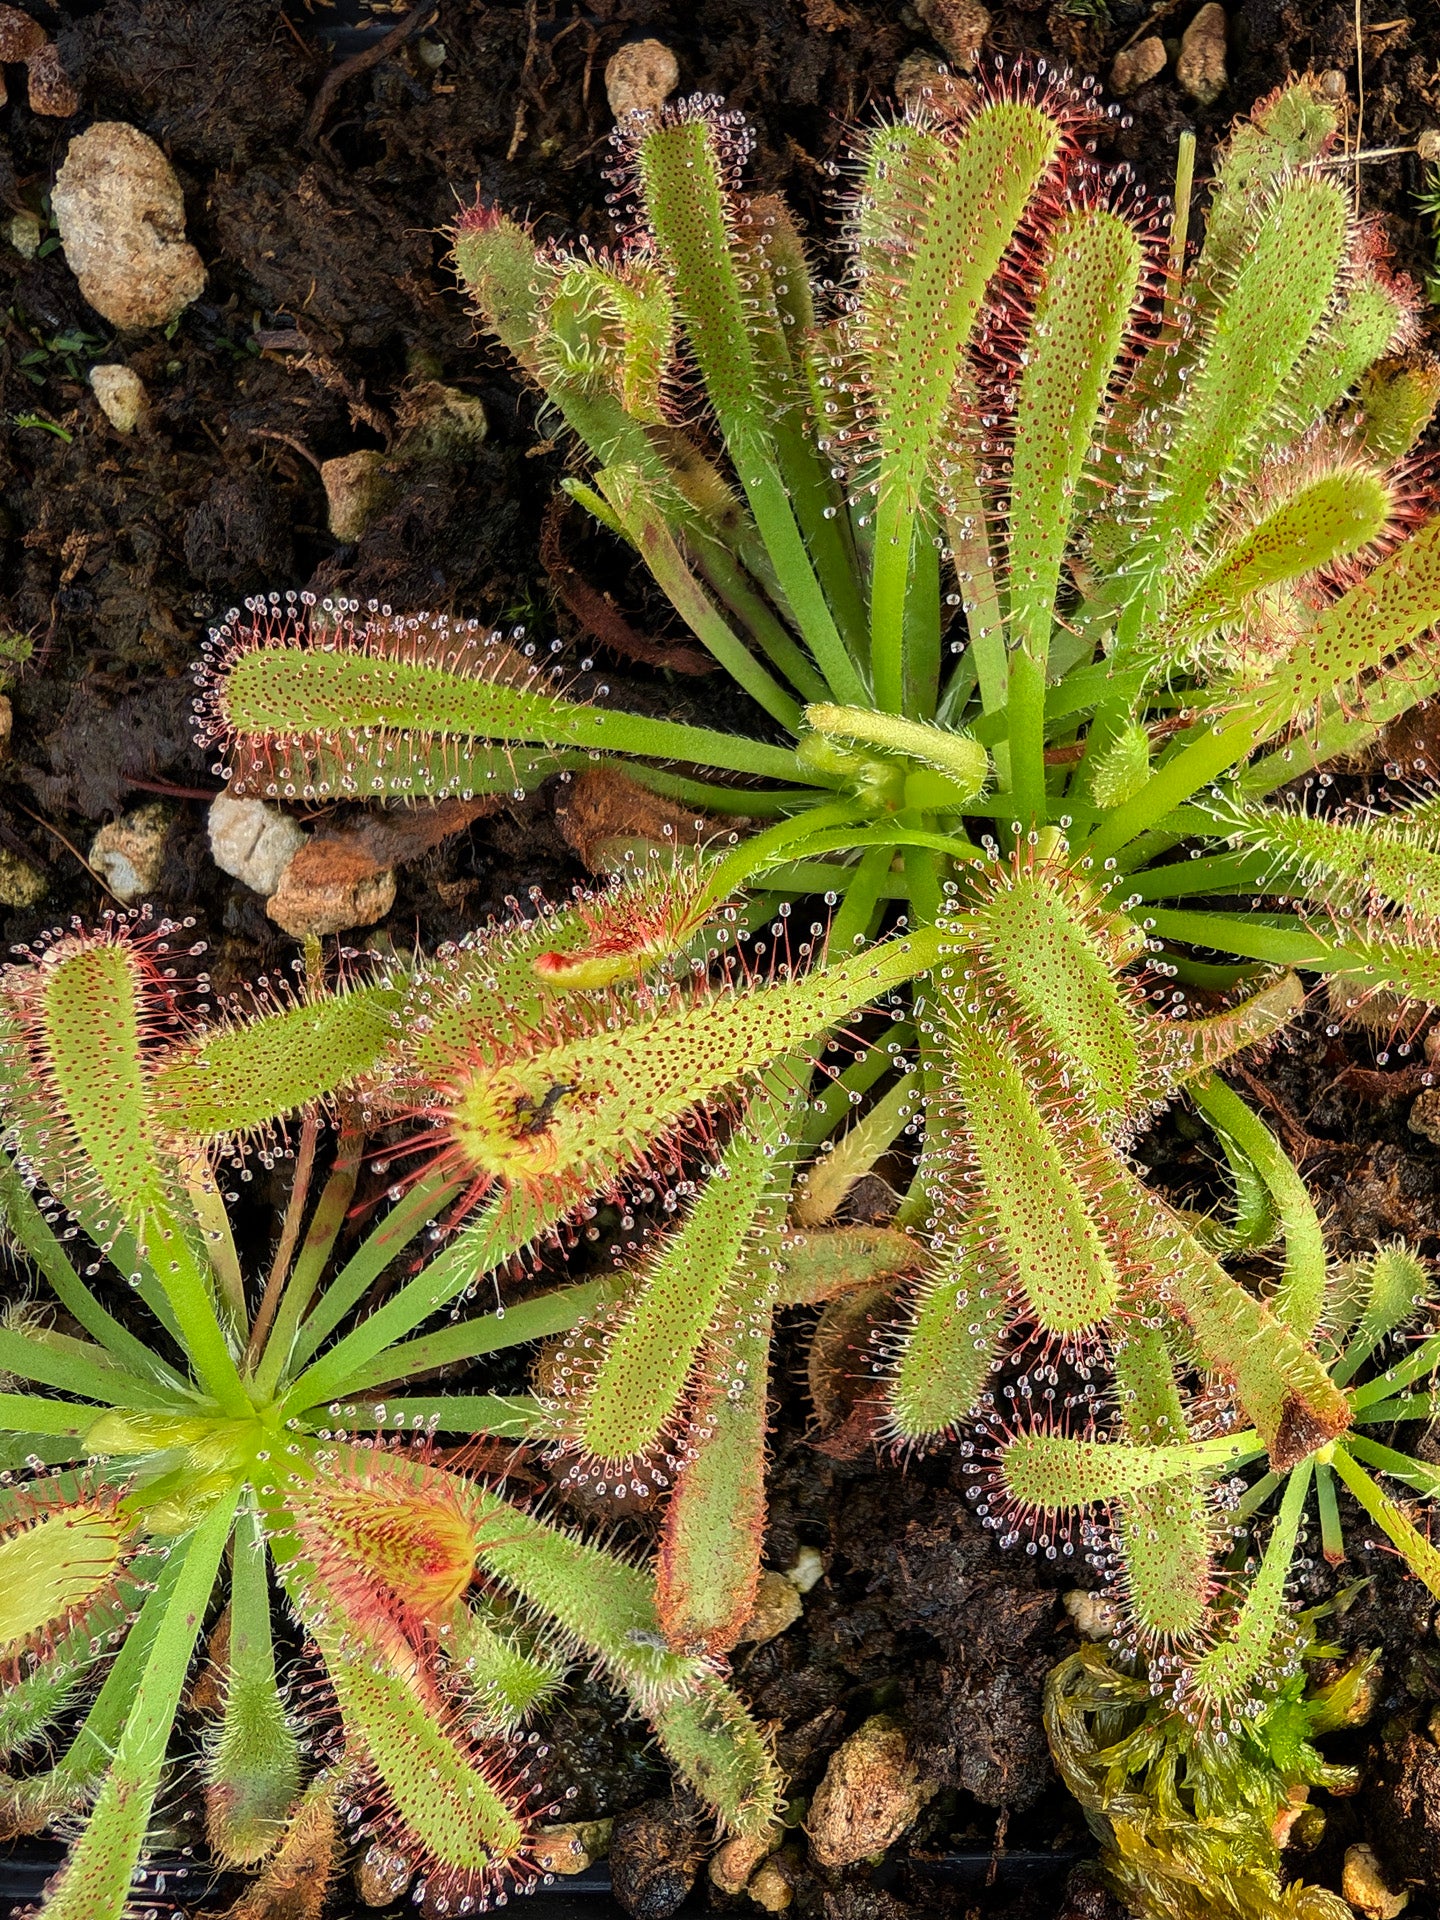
[8,2,1440,1918]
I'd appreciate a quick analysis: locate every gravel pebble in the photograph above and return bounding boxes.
[1176,3,1227,105]
[807,1714,937,1869]
[208,793,308,898]
[89,803,171,904]
[266,840,396,938]
[321,449,392,542]
[1111,36,1167,96]
[53,122,206,329]
[89,364,148,433]
[915,0,991,70]
[605,39,679,118]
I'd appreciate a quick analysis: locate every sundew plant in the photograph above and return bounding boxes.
[0,885,951,1917]
[183,61,1440,1715]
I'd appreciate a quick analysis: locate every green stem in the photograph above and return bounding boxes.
[37,1489,240,1920]
[284,1171,461,1380]
[0,1153,184,1390]
[326,1277,621,1398]
[1352,1330,1440,1409]
[598,467,804,729]
[1189,1074,1327,1340]
[0,1391,103,1436]
[281,1188,566,1417]
[254,1114,363,1399]
[804,704,988,798]
[0,1328,172,1410]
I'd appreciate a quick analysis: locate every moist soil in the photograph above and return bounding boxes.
[6,3,1440,1918]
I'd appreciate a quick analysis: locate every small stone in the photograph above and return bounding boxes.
[415,34,446,69]
[807,1714,937,1869]
[533,1823,601,1876]
[89,803,171,904]
[25,41,77,116]
[605,38,679,118]
[52,122,206,330]
[1319,68,1348,99]
[892,50,976,113]
[785,1545,825,1594]
[1418,129,1440,164]
[321,449,393,543]
[738,1570,804,1646]
[7,208,40,259]
[0,692,10,756]
[0,847,45,909]
[709,1829,779,1897]
[1342,1844,1409,1919]
[1110,36,1167,95]
[1176,3,1227,106]
[748,1857,794,1911]
[88,364,148,434]
[915,0,991,70]
[1064,1589,1121,1641]
[398,381,489,464]
[1408,1087,1440,1146]
[267,841,396,938]
[208,793,308,898]
[609,1797,703,1920]
[0,6,45,60]
[357,1843,412,1906]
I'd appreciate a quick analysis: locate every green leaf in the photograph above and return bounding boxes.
[35,1487,239,1920]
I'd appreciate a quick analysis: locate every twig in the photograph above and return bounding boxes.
[249,1107,320,1367]
[245,426,325,475]
[1115,0,1186,57]
[507,0,540,161]
[10,797,120,903]
[303,0,439,147]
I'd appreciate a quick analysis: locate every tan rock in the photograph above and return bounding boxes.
[1342,1844,1409,1919]
[892,51,977,114]
[1409,1087,1440,1146]
[397,381,488,464]
[1111,35,1167,96]
[605,39,679,119]
[915,0,991,71]
[710,1828,779,1897]
[26,41,77,116]
[1176,3,1227,106]
[785,1545,825,1594]
[89,803,171,904]
[0,692,10,756]
[1418,128,1440,164]
[0,7,45,60]
[532,1822,609,1876]
[321,449,392,543]
[0,846,45,909]
[748,1857,794,1910]
[356,1843,411,1906]
[208,793,307,898]
[53,122,205,330]
[267,840,396,938]
[7,208,40,259]
[737,1569,804,1645]
[89,363,148,433]
[1064,1588,1121,1641]
[807,1714,937,1869]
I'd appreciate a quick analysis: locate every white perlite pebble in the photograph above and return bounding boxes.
[89,364,148,433]
[53,122,206,330]
[605,39,679,118]
[208,793,307,898]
